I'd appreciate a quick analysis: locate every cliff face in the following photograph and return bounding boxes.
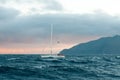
[60,35,120,55]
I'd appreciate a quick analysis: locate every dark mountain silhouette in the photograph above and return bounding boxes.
[60,35,120,55]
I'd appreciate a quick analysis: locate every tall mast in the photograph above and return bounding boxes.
[50,24,53,54]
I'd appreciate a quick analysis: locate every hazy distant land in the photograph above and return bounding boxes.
[60,35,120,55]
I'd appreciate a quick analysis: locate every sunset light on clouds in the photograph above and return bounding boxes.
[0,0,120,53]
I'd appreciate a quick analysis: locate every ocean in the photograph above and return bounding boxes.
[0,54,120,80]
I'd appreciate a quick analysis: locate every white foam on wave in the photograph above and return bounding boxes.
[7,58,20,61]
[33,65,47,69]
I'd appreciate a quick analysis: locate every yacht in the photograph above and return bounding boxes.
[40,24,65,59]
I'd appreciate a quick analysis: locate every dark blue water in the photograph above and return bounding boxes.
[0,54,120,80]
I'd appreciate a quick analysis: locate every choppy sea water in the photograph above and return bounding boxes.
[0,54,120,80]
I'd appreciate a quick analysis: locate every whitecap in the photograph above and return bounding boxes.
[7,58,20,61]
[33,65,47,69]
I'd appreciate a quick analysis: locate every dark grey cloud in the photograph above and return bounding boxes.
[0,7,120,45]
[0,0,63,11]
[38,0,63,11]
[0,7,20,20]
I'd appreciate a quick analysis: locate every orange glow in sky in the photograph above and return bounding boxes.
[0,44,72,54]
[0,36,100,54]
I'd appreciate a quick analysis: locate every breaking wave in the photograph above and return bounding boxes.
[0,54,120,80]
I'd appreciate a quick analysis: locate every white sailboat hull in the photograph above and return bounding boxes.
[40,25,65,59]
[40,54,65,58]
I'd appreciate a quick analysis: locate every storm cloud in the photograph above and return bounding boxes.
[0,6,120,47]
[0,7,20,20]
[0,0,63,11]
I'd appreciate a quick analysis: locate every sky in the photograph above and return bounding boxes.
[0,0,120,54]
